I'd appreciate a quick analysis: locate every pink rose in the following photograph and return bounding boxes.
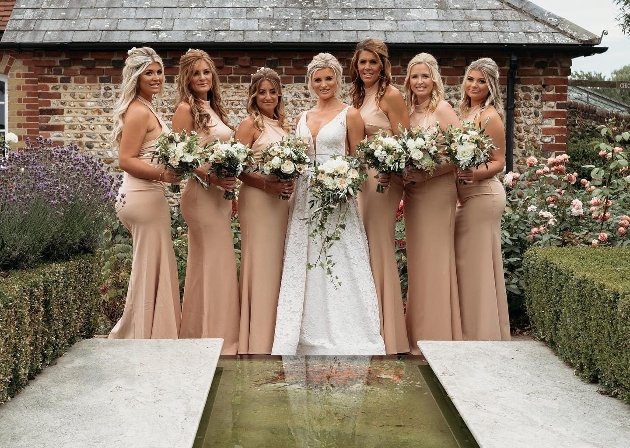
[614,147,623,154]
[542,166,550,174]
[598,232,608,242]
[618,227,627,236]
[567,173,577,184]
[580,178,588,186]
[599,150,608,157]
[591,239,599,246]
[526,156,538,167]
[535,169,543,176]
[619,219,630,228]
[621,215,630,221]
[590,197,602,206]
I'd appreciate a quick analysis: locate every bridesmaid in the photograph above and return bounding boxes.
[455,57,511,340]
[402,53,462,353]
[109,47,181,339]
[235,68,294,354]
[350,38,410,354]
[172,49,240,354]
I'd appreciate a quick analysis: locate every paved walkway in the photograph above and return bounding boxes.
[0,339,222,448]
[418,340,630,448]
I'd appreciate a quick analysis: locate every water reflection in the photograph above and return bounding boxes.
[199,356,472,448]
[282,356,371,447]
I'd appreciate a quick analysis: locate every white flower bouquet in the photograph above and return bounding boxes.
[152,130,205,193]
[442,121,496,183]
[357,130,407,193]
[206,138,255,200]
[256,136,311,200]
[397,125,443,174]
[308,155,366,286]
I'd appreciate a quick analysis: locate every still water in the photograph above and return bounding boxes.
[194,356,477,448]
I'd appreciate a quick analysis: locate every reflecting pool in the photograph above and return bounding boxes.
[194,356,477,447]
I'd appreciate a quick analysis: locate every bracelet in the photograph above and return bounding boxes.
[158,169,165,182]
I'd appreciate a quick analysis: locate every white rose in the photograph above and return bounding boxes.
[406,139,416,150]
[5,132,17,143]
[456,143,475,165]
[336,178,349,191]
[271,156,282,168]
[414,137,425,147]
[348,168,359,179]
[410,148,423,160]
[281,160,295,174]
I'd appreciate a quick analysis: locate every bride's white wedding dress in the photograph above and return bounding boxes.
[271,106,386,355]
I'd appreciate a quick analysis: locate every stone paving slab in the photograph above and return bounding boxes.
[418,341,630,448]
[0,338,223,448]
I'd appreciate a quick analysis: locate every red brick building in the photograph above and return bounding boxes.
[0,0,607,169]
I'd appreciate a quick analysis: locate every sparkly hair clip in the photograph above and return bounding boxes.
[127,47,136,55]
[251,67,268,78]
[186,48,199,54]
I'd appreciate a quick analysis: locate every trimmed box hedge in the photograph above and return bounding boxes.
[523,246,630,403]
[0,254,101,404]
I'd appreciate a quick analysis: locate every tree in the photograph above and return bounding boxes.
[611,64,630,104]
[569,66,630,105]
[615,0,630,35]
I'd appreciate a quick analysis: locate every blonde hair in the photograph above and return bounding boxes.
[175,49,231,133]
[459,58,505,122]
[247,68,288,132]
[404,53,445,115]
[306,53,343,99]
[111,47,164,148]
[350,38,393,108]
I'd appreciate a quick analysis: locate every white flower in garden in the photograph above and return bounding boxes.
[5,132,17,143]
[539,211,554,220]
[527,205,537,212]
[503,172,515,186]
[281,160,295,174]
[456,143,475,166]
[570,199,584,216]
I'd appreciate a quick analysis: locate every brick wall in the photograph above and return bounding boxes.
[2,47,572,165]
[566,100,630,136]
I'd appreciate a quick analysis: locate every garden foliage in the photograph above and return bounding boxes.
[523,247,630,403]
[0,254,102,404]
[502,124,630,325]
[0,137,121,270]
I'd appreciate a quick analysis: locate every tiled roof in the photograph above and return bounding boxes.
[1,0,601,46]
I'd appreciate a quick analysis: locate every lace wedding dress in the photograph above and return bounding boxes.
[271,106,386,355]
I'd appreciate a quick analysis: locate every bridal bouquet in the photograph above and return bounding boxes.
[152,130,205,193]
[308,155,366,286]
[205,138,255,200]
[256,136,311,200]
[397,125,443,174]
[357,131,407,193]
[442,121,496,183]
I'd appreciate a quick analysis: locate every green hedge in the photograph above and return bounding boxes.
[0,254,102,404]
[523,247,630,403]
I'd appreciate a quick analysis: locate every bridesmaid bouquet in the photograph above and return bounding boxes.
[205,138,255,200]
[442,121,496,183]
[357,130,407,193]
[308,155,367,286]
[152,130,205,193]
[397,125,443,174]
[256,136,311,200]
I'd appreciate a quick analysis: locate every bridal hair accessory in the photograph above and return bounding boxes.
[186,48,199,54]
[127,47,136,55]
[251,67,267,78]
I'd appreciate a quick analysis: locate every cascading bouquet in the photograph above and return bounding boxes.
[205,138,255,200]
[308,155,367,287]
[256,136,311,200]
[397,125,443,174]
[152,130,205,193]
[357,130,407,193]
[442,121,496,183]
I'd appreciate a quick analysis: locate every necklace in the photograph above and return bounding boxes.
[135,95,156,112]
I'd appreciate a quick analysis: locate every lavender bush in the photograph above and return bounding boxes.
[0,137,121,270]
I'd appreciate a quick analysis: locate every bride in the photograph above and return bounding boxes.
[271,53,386,356]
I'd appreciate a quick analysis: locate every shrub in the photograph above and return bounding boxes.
[502,125,630,326]
[0,254,102,403]
[0,137,121,270]
[523,247,630,403]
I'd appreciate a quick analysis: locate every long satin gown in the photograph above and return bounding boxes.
[238,116,289,354]
[358,84,410,354]
[455,112,511,341]
[179,102,240,354]
[404,106,462,354]
[109,97,181,339]
[272,107,385,355]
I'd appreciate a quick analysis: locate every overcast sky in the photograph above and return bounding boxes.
[540,0,630,76]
